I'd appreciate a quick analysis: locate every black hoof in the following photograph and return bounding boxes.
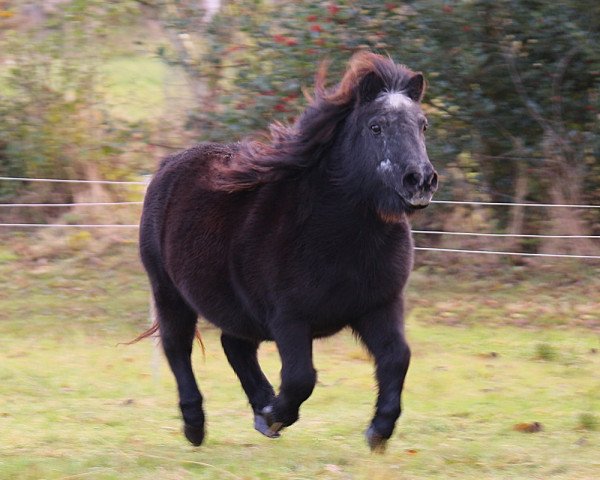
[184,424,205,446]
[259,405,285,438]
[365,425,388,453]
[254,411,280,438]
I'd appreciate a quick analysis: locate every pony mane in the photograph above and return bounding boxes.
[211,51,422,192]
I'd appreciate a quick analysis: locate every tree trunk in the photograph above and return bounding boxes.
[73,164,111,204]
[507,159,528,251]
[540,131,595,256]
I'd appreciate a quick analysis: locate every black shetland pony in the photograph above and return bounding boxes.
[138,51,438,452]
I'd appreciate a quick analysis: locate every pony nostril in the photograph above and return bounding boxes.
[403,172,422,189]
[427,171,438,190]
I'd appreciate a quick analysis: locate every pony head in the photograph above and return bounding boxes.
[315,52,438,220]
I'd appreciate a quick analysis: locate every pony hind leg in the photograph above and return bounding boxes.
[153,285,205,446]
[220,334,278,438]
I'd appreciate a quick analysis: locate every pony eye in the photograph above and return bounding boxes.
[370,124,382,135]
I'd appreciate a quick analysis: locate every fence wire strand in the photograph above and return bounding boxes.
[0,201,143,207]
[414,247,600,259]
[430,199,600,208]
[412,230,600,239]
[0,223,139,228]
[0,176,148,185]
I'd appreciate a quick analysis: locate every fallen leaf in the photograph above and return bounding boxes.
[405,449,418,455]
[513,422,543,433]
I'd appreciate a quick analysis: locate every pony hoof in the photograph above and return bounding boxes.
[365,425,388,453]
[254,412,280,438]
[259,405,285,438]
[267,421,284,437]
[184,424,205,446]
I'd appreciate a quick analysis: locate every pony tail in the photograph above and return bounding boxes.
[195,328,206,356]
[124,320,206,356]
[125,320,160,345]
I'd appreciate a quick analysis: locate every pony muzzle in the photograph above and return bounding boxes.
[403,167,438,208]
[409,195,432,208]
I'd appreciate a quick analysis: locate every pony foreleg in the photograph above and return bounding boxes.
[262,321,317,436]
[352,302,411,453]
[220,334,277,437]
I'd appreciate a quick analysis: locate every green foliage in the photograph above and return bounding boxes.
[0,0,145,203]
[403,0,600,224]
[182,1,405,139]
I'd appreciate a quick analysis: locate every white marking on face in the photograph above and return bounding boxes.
[377,159,393,174]
[384,91,413,110]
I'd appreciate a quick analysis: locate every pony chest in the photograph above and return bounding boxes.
[230,218,411,320]
[301,240,410,316]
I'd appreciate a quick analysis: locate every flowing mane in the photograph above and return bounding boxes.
[210,51,423,192]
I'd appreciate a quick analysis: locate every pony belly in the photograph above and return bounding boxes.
[197,301,270,342]
[311,323,349,339]
[173,276,268,341]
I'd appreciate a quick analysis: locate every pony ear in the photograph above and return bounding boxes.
[404,73,425,102]
[357,72,386,104]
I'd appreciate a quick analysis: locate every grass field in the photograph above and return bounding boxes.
[0,240,599,479]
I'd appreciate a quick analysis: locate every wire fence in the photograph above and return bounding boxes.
[0,201,144,207]
[0,223,140,228]
[414,247,600,259]
[0,176,148,185]
[430,199,600,208]
[412,230,600,239]
[1,176,599,259]
[2,175,600,208]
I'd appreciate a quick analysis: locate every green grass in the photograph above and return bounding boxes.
[0,241,599,479]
